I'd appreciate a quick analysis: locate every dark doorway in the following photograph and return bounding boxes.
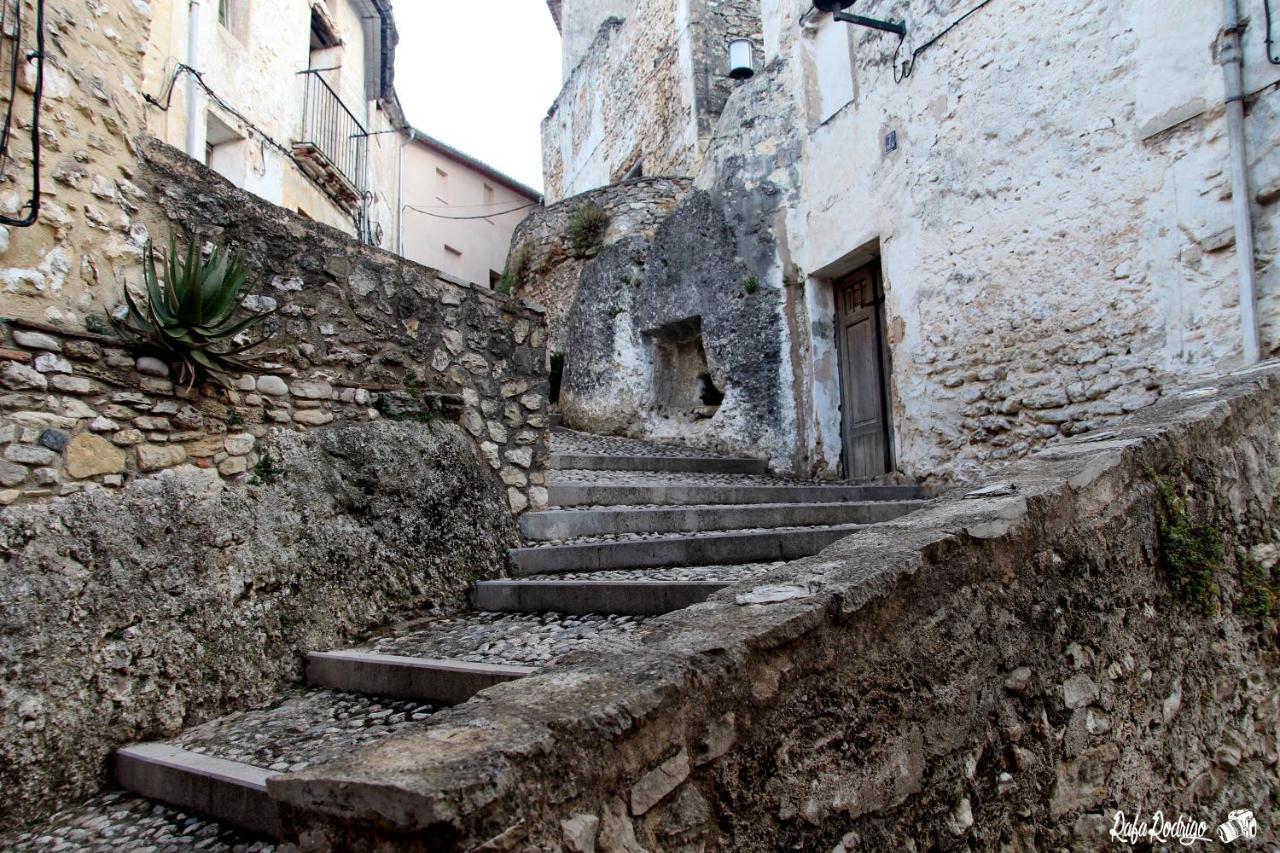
[834,263,893,479]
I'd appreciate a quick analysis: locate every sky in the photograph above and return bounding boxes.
[392,4,563,194]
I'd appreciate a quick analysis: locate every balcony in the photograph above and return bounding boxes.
[292,69,368,210]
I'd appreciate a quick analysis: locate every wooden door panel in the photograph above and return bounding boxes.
[835,265,892,480]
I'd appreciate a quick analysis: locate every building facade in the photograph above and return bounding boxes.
[399,132,541,289]
[143,0,404,243]
[531,0,1280,482]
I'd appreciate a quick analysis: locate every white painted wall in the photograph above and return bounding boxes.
[143,0,395,240]
[400,140,539,289]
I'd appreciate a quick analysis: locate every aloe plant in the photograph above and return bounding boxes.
[114,236,275,386]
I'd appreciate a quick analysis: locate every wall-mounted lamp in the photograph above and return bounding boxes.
[813,0,906,38]
[728,38,755,79]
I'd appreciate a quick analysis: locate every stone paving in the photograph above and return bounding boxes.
[171,689,436,773]
[549,467,815,486]
[368,611,653,667]
[522,521,867,548]
[527,562,785,582]
[552,428,736,459]
[0,790,275,852]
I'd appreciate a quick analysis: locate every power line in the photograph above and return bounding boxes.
[0,0,45,228]
[403,201,539,221]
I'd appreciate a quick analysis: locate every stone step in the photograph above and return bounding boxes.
[306,650,533,704]
[474,579,730,615]
[509,524,867,575]
[549,452,769,474]
[547,481,929,507]
[114,688,439,838]
[521,500,923,540]
[114,743,278,839]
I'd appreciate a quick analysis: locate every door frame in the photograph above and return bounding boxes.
[832,259,895,479]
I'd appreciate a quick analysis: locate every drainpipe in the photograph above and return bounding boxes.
[1220,0,1261,365]
[397,128,416,257]
[185,0,203,160]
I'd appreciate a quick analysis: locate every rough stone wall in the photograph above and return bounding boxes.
[748,0,1280,480]
[273,363,1280,852]
[0,419,517,830]
[138,139,551,514]
[509,176,692,354]
[560,191,796,463]
[0,0,154,330]
[541,0,763,203]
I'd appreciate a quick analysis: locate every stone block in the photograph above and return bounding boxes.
[630,748,690,815]
[1,362,47,391]
[64,433,127,479]
[63,340,103,361]
[49,374,94,394]
[12,330,62,352]
[218,456,249,476]
[137,444,187,471]
[293,410,335,426]
[112,429,145,446]
[38,429,70,452]
[290,380,334,400]
[224,433,255,456]
[257,375,289,396]
[135,356,169,377]
[5,444,58,466]
[0,459,28,487]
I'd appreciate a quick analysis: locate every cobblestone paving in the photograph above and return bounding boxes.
[172,689,435,772]
[552,428,736,459]
[525,562,785,582]
[368,611,653,667]
[549,468,816,486]
[0,790,275,852]
[521,522,867,548]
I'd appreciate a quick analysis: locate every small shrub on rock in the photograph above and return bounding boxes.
[566,202,609,258]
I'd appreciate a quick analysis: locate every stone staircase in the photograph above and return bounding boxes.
[2,429,927,850]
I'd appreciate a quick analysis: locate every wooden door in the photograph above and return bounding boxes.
[835,265,893,479]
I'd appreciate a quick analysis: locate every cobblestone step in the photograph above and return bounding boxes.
[521,500,923,540]
[547,481,929,507]
[509,523,868,575]
[549,452,770,474]
[113,688,438,838]
[473,578,729,615]
[306,650,533,704]
[114,743,278,839]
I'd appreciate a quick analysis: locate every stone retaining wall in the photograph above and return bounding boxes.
[0,419,518,831]
[137,138,551,514]
[510,176,691,356]
[273,363,1280,850]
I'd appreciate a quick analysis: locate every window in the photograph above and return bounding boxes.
[205,112,246,186]
[489,270,502,290]
[435,168,449,204]
[218,0,229,27]
[217,0,248,41]
[444,245,462,275]
[623,159,644,180]
[310,3,341,49]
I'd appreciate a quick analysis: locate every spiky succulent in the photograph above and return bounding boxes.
[114,237,274,387]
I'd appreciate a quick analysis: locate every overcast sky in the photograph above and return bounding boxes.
[392,4,563,193]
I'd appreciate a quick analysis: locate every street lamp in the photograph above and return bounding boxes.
[813,0,906,38]
[728,38,755,79]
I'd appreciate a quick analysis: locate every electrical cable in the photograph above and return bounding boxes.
[1265,0,1280,65]
[0,0,43,227]
[893,0,996,83]
[403,201,539,221]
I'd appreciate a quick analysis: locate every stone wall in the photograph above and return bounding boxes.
[509,176,692,355]
[0,418,517,830]
[0,0,154,330]
[541,0,763,203]
[137,138,551,514]
[273,363,1280,851]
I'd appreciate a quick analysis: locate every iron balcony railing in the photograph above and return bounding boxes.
[295,68,368,203]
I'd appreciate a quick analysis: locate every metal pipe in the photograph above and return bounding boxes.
[184,0,202,159]
[397,128,416,256]
[1220,0,1261,365]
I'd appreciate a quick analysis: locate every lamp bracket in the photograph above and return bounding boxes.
[832,10,906,37]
